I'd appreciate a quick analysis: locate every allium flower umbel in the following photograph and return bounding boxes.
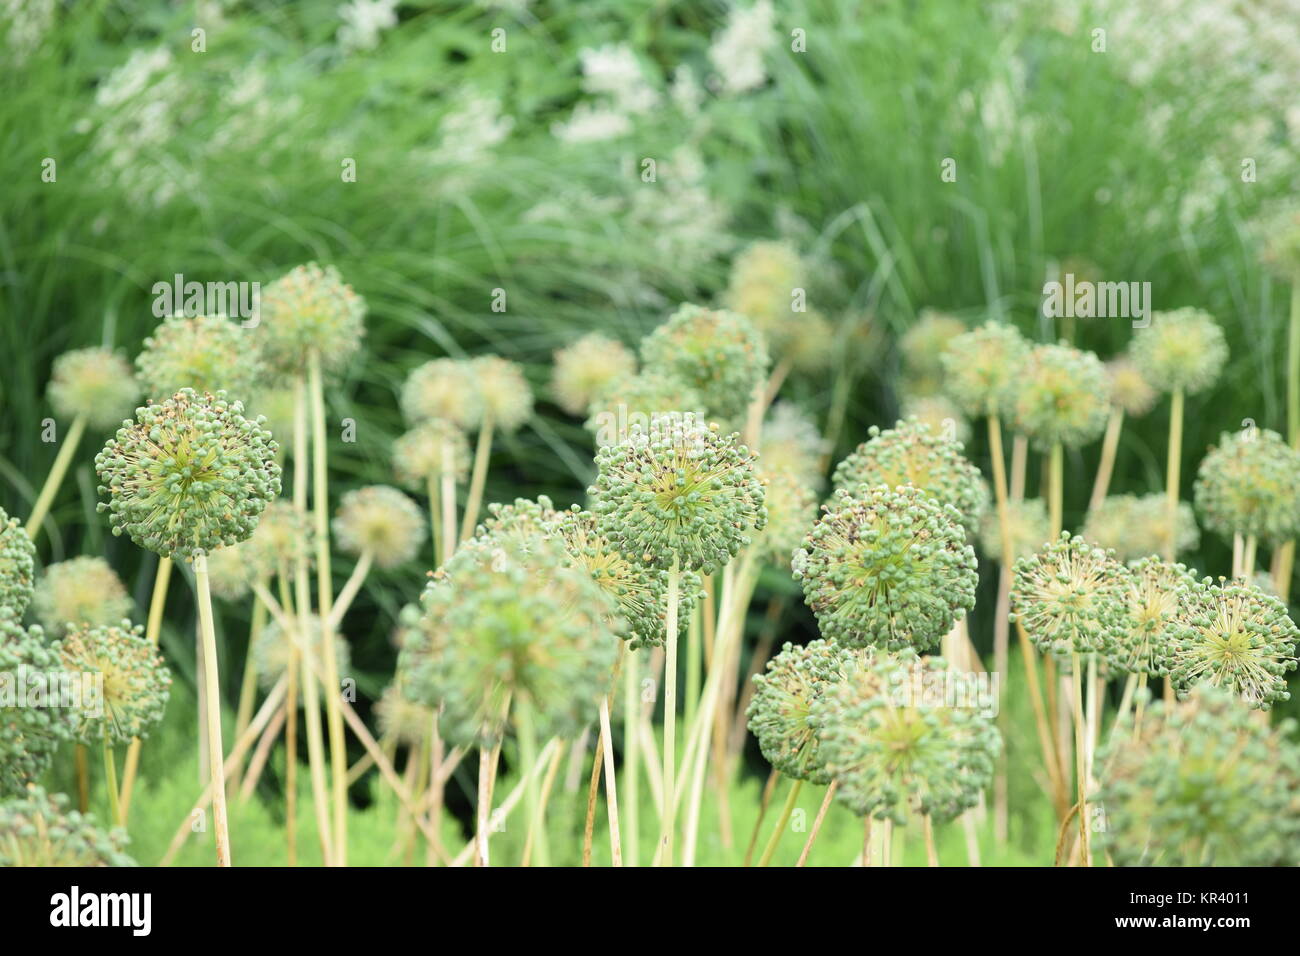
[976,496,1049,563]
[135,313,264,400]
[1098,688,1300,866]
[254,614,352,697]
[1112,557,1198,677]
[760,403,827,490]
[333,485,427,569]
[1193,427,1300,543]
[722,240,808,356]
[0,507,36,616]
[747,639,862,784]
[0,786,136,867]
[899,392,970,445]
[375,681,436,750]
[94,389,281,560]
[1168,578,1298,709]
[550,332,638,417]
[590,413,766,574]
[1083,493,1200,561]
[1012,343,1110,449]
[900,310,966,393]
[258,262,366,377]
[32,557,134,637]
[47,347,140,431]
[472,355,534,432]
[1131,307,1228,396]
[1010,533,1129,660]
[794,486,978,652]
[1105,357,1157,418]
[939,321,1030,418]
[811,650,1000,825]
[393,420,470,489]
[400,358,483,429]
[639,304,770,421]
[584,371,706,444]
[58,621,171,744]
[0,609,74,797]
[757,466,820,563]
[1259,201,1300,280]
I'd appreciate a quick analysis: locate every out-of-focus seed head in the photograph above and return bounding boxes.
[477,495,563,544]
[1131,307,1228,396]
[47,347,140,431]
[333,485,427,569]
[723,240,806,355]
[0,609,74,796]
[899,392,971,445]
[393,420,470,488]
[244,500,313,579]
[1112,557,1198,676]
[976,496,1050,563]
[257,262,366,378]
[400,358,482,429]
[589,412,767,574]
[32,557,134,637]
[204,541,255,601]
[1012,343,1111,450]
[794,486,978,652]
[58,621,170,744]
[375,680,436,750]
[585,371,707,446]
[551,333,638,417]
[640,304,770,421]
[1083,493,1200,561]
[900,310,966,395]
[472,355,533,432]
[1194,427,1300,543]
[94,389,281,561]
[0,786,135,866]
[781,309,835,374]
[1105,357,1157,418]
[939,321,1030,418]
[758,466,820,564]
[248,386,296,451]
[255,614,351,698]
[0,508,36,617]
[1010,533,1130,659]
[760,403,827,491]
[135,313,264,401]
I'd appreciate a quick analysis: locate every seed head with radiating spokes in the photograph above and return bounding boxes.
[640,304,770,421]
[205,502,313,601]
[590,412,766,574]
[939,321,1030,418]
[333,485,427,569]
[976,496,1049,563]
[0,786,135,867]
[375,680,437,750]
[204,541,256,601]
[584,370,707,445]
[94,389,281,560]
[472,355,533,432]
[1010,533,1130,660]
[1168,578,1298,709]
[1012,343,1111,449]
[0,609,74,797]
[0,507,36,616]
[1098,687,1300,866]
[550,332,638,417]
[1083,493,1200,561]
[476,495,563,543]
[135,313,264,401]
[1131,307,1228,396]
[58,621,171,744]
[747,639,863,784]
[794,486,978,652]
[811,650,1000,824]
[400,358,482,429]
[1193,427,1300,542]
[257,262,366,378]
[254,614,351,698]
[47,347,140,431]
[32,557,134,637]
[1112,557,1198,677]
[1105,357,1157,418]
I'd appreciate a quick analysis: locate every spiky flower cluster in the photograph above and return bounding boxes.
[258,262,366,377]
[333,485,427,569]
[551,332,638,416]
[760,403,827,490]
[639,304,770,421]
[1012,343,1111,449]
[1098,688,1300,866]
[747,639,862,784]
[584,371,707,445]
[1083,493,1200,561]
[939,321,1029,417]
[976,497,1049,563]
[758,466,820,563]
[794,486,978,652]
[0,508,36,616]
[1010,533,1130,659]
[1105,357,1157,417]
[0,609,74,796]
[899,393,970,445]
[0,786,135,866]
[32,557,134,637]
[254,614,352,696]
[1112,558,1198,676]
[47,347,140,431]
[476,495,562,542]
[899,310,966,395]
[590,413,766,574]
[58,622,171,744]
[473,355,534,432]
[1131,308,1228,396]
[831,419,986,533]
[723,239,806,353]
[393,420,470,487]
[135,313,264,400]
[1193,427,1300,542]
[1167,579,1298,709]
[811,650,1000,824]
[95,390,281,560]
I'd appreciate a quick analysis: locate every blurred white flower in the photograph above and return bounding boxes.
[708,0,778,96]
[338,0,399,53]
[3,0,53,63]
[552,103,632,143]
[579,44,660,115]
[434,91,514,163]
[670,65,705,116]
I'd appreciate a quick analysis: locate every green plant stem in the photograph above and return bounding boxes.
[516,696,549,867]
[922,813,939,867]
[102,736,121,827]
[440,441,457,565]
[74,744,89,812]
[597,693,622,866]
[796,781,837,866]
[1048,442,1064,537]
[1164,387,1184,562]
[1088,407,1124,515]
[744,768,780,866]
[1071,651,1089,867]
[193,553,232,867]
[279,571,299,866]
[1276,279,1300,599]
[119,555,173,821]
[757,778,803,867]
[622,653,641,867]
[459,412,494,542]
[24,412,85,538]
[684,609,701,734]
[658,556,680,866]
[426,475,442,569]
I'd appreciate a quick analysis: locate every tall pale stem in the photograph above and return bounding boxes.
[598,694,622,866]
[1071,652,1090,867]
[194,553,232,867]
[622,654,641,867]
[1276,279,1300,599]
[1164,387,1184,561]
[1088,407,1124,515]
[459,414,494,542]
[119,556,173,820]
[440,442,456,566]
[658,557,681,866]
[25,413,85,537]
[516,697,549,867]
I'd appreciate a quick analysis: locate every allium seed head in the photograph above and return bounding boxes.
[0,508,37,616]
[333,485,427,569]
[0,786,135,866]
[723,240,807,355]
[400,358,482,429]
[758,466,820,564]
[760,402,827,491]
[1193,427,1300,542]
[976,496,1049,563]
[47,347,140,431]
[204,542,255,601]
[939,321,1030,418]
[58,621,170,744]
[1083,493,1200,561]
[255,614,351,698]
[899,392,971,445]
[1112,557,1198,677]
[584,371,707,445]
[393,420,470,488]
[375,681,437,750]
[32,557,134,637]
[640,304,770,421]
[1258,201,1300,280]
[1010,533,1130,660]
[477,496,563,543]
[257,262,366,378]
[1012,343,1110,450]
[0,609,75,796]
[900,310,966,394]
[551,332,638,417]
[472,355,533,432]
[1105,357,1157,418]
[1131,307,1228,396]
[135,313,264,401]
[244,500,314,578]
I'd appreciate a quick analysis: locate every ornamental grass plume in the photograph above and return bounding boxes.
[550,332,637,416]
[1009,533,1129,660]
[0,507,37,616]
[1112,557,1198,677]
[1012,343,1111,450]
[584,371,707,445]
[400,358,482,429]
[1167,578,1298,709]
[58,621,171,744]
[794,486,978,653]
[1193,427,1300,543]
[899,310,966,396]
[1098,687,1300,866]
[1083,493,1200,561]
[254,614,353,698]
[639,304,770,421]
[333,485,427,569]
[135,313,265,400]
[0,786,135,867]
[48,346,140,431]
[976,497,1049,563]
[257,262,366,378]
[0,609,74,797]
[899,392,970,445]
[723,239,806,354]
[1131,308,1229,397]
[939,320,1030,418]
[32,557,133,637]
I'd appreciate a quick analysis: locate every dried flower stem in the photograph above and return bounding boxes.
[459,412,494,542]
[757,778,802,867]
[1070,651,1090,867]
[516,696,549,866]
[102,735,121,827]
[657,556,681,866]
[25,413,86,538]
[922,813,939,866]
[622,654,641,867]
[193,552,232,867]
[744,768,780,866]
[118,555,172,821]
[228,579,269,793]
[598,693,622,866]
[796,781,837,866]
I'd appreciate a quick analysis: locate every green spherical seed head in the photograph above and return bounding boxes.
[760,403,827,492]
[393,419,470,488]
[584,371,707,445]
[58,621,171,744]
[375,680,437,750]
[472,355,533,432]
[551,333,638,417]
[939,321,1030,418]
[0,609,75,797]
[1012,343,1111,450]
[1083,493,1200,561]
[640,303,770,421]
[47,347,140,431]
[32,557,134,638]
[257,262,366,378]
[0,785,136,866]
[401,358,482,429]
[1112,557,1199,677]
[1106,357,1157,418]
[899,392,971,445]
[1010,532,1131,660]
[758,465,820,564]
[135,313,265,402]
[900,310,967,389]
[0,508,37,617]
[1131,307,1228,396]
[1194,427,1300,543]
[333,485,427,569]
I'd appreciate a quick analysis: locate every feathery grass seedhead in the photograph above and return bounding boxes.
[400,358,482,429]
[0,786,135,867]
[393,420,470,488]
[1083,493,1200,561]
[47,347,140,431]
[1113,557,1199,677]
[94,389,281,560]
[900,310,966,389]
[0,609,74,796]
[976,496,1049,563]
[640,304,770,421]
[472,355,533,432]
[557,506,700,650]
[1012,343,1111,450]
[551,332,638,417]
[1131,307,1228,396]
[758,466,820,563]
[58,621,170,744]
[723,240,806,352]
[794,486,978,652]
[0,508,36,616]
[407,533,621,747]
[32,557,133,637]
[761,403,827,491]
[1010,532,1130,660]
[1259,201,1300,280]
[747,639,863,784]
[1098,688,1300,866]
[258,262,366,378]
[1193,427,1300,542]
[1105,357,1157,417]
[333,485,427,569]
[831,418,986,533]
[375,680,436,750]
[135,313,264,401]
[811,650,1000,825]
[584,371,707,444]
[589,412,767,574]
[899,392,971,445]
[255,614,351,697]
[1168,578,1298,709]
[939,321,1030,418]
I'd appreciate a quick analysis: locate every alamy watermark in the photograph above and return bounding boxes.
[885,664,999,718]
[0,667,102,718]
[151,274,261,327]
[1042,273,1151,328]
